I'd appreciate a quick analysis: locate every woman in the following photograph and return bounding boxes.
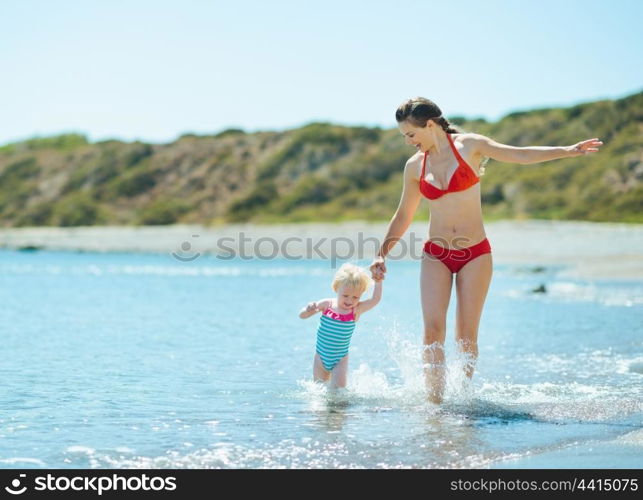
[370,97,602,404]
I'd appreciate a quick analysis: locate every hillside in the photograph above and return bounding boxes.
[0,91,641,226]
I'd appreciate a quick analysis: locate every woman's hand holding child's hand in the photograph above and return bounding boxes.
[370,257,386,282]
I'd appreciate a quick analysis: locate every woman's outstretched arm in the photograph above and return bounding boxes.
[371,158,422,277]
[467,134,603,165]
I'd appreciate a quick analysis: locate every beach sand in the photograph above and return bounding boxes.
[0,220,642,280]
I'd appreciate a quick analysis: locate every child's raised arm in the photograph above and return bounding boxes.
[299,299,331,319]
[356,280,383,316]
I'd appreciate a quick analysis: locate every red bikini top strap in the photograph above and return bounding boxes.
[446,133,466,165]
[421,151,428,179]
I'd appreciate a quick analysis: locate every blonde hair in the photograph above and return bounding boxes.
[332,263,372,294]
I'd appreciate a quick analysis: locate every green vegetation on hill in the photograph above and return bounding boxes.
[0,91,641,226]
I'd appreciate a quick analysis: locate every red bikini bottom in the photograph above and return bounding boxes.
[423,238,492,274]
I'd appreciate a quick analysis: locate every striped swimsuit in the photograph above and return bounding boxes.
[315,306,356,371]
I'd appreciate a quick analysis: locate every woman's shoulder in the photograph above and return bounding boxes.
[452,131,481,141]
[452,132,491,155]
[400,152,425,184]
[452,132,489,148]
[404,151,423,175]
[406,151,423,164]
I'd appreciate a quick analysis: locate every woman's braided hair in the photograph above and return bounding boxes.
[395,97,460,132]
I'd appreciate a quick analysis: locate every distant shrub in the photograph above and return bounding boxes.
[227,181,278,221]
[349,126,381,143]
[275,177,333,213]
[0,183,33,218]
[123,143,153,167]
[255,147,295,182]
[256,124,373,183]
[504,110,531,120]
[292,123,335,143]
[53,193,102,226]
[215,128,245,138]
[114,168,157,197]
[566,104,585,120]
[138,199,190,225]
[12,134,89,152]
[468,117,488,125]
[0,157,40,180]
[15,202,53,226]
[0,158,40,220]
[63,144,153,197]
[481,184,505,204]
[292,123,350,151]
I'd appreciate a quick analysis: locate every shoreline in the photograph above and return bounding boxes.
[1,220,642,280]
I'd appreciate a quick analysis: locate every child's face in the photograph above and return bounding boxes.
[336,284,363,310]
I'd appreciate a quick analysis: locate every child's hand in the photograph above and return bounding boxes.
[370,257,386,281]
[305,302,319,313]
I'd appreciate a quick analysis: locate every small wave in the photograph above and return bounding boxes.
[80,435,590,469]
[615,428,643,446]
[514,351,643,382]
[78,439,532,469]
[102,264,327,278]
[479,380,606,402]
[92,442,348,469]
[114,447,135,454]
[615,356,643,375]
[0,263,329,278]
[625,360,643,375]
[65,445,96,454]
[504,281,643,307]
[0,457,46,466]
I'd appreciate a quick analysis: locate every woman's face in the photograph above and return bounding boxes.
[398,120,435,153]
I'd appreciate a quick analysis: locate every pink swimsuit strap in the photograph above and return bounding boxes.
[322,307,356,322]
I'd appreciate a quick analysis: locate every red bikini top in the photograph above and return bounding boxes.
[419,134,480,200]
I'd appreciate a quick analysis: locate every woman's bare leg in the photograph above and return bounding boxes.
[455,253,493,379]
[420,254,454,404]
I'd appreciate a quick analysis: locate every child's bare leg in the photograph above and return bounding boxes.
[329,355,349,389]
[313,353,330,383]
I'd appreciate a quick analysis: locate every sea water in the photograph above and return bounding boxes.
[0,249,641,468]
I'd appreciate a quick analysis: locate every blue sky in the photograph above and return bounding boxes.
[1,0,642,145]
